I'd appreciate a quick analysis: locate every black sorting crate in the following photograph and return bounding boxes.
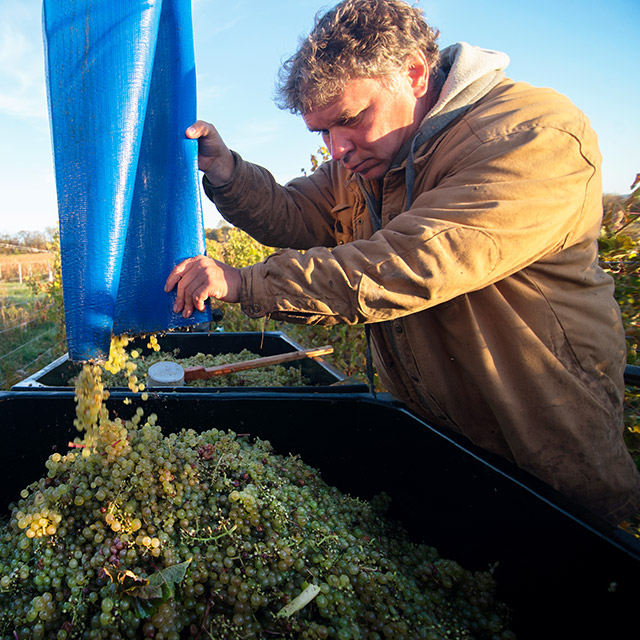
[11,331,368,393]
[626,363,640,386]
[0,389,639,638]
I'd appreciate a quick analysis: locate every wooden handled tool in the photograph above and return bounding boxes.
[182,345,334,382]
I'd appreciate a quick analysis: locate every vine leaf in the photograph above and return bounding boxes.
[103,558,192,618]
[102,566,149,593]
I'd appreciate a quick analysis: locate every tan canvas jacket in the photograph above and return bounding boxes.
[205,74,640,523]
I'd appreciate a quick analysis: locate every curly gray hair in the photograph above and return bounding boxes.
[275,0,440,114]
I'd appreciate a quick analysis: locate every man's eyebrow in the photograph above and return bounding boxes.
[306,109,361,133]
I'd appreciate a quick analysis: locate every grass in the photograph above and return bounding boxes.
[0,281,46,306]
[0,279,64,389]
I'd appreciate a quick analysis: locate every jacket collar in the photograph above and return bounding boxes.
[395,42,510,207]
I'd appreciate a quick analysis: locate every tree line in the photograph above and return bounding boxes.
[0,228,58,253]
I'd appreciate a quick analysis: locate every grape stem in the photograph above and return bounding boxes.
[194,593,230,640]
[312,533,338,547]
[183,523,238,543]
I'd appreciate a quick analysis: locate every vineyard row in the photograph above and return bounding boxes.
[0,262,53,283]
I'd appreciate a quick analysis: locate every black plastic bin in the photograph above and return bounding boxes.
[625,363,640,386]
[10,331,368,393]
[0,389,639,638]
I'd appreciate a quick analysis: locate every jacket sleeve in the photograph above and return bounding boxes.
[239,117,603,326]
[204,152,343,250]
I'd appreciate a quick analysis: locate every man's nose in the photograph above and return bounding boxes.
[326,130,354,162]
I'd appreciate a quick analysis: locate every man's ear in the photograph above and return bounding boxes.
[406,49,429,99]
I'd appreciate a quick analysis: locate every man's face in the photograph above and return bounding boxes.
[302,74,425,181]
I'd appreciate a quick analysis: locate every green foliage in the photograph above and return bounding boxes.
[0,230,65,388]
[306,145,330,175]
[600,174,640,365]
[0,289,59,388]
[204,224,230,243]
[205,224,371,383]
[598,173,640,534]
[27,229,66,351]
[206,226,274,267]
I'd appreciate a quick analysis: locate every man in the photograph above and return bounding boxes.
[165,0,640,524]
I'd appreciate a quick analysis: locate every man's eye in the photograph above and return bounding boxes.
[340,113,360,127]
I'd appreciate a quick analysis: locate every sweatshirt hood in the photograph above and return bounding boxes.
[391,43,510,168]
[397,42,510,208]
[427,42,510,123]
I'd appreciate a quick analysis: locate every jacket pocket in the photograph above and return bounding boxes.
[332,203,353,245]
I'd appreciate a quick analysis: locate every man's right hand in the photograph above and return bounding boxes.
[185,120,236,186]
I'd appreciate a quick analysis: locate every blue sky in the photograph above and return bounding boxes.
[0,0,638,235]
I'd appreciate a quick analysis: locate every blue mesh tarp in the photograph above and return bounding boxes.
[43,0,211,362]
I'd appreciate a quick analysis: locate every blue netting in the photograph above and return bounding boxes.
[43,0,210,362]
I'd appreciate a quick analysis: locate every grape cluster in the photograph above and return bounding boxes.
[102,335,147,394]
[0,337,515,639]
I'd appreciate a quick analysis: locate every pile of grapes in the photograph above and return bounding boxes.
[0,338,515,639]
